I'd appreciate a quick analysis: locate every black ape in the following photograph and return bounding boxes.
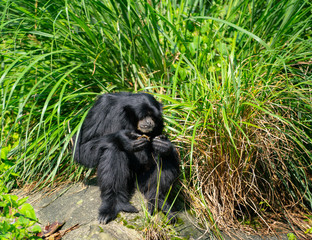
[74,92,179,224]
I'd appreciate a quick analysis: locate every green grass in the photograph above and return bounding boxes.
[1,0,312,238]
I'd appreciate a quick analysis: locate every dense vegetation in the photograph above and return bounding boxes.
[1,0,312,238]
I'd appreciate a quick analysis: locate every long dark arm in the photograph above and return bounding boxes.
[74,130,150,168]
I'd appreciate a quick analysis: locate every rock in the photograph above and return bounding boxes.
[15,183,290,240]
[17,183,209,239]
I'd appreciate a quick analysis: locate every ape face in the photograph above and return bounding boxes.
[123,96,164,137]
[137,116,155,134]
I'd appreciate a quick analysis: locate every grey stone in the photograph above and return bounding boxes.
[15,183,289,240]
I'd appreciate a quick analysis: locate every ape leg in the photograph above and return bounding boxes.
[74,137,106,168]
[138,157,179,222]
[97,149,138,224]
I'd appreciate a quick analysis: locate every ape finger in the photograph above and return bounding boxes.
[126,131,142,140]
[152,138,172,155]
[154,135,168,140]
[132,138,150,151]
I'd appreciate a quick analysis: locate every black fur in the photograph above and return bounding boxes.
[74,92,179,224]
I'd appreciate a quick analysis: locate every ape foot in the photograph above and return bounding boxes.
[98,202,138,224]
[98,212,117,224]
[120,203,139,213]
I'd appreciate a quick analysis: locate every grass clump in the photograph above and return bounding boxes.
[1,0,312,238]
[141,215,175,240]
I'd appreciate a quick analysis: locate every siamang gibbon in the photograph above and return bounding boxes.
[73,92,179,224]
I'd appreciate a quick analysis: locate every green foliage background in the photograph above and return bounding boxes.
[1,0,312,236]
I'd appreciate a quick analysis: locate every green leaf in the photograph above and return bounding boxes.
[19,203,37,221]
[16,215,30,226]
[17,197,29,207]
[188,16,271,50]
[29,31,56,38]
[31,225,42,233]
[287,233,297,240]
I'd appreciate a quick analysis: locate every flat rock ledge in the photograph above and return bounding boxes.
[17,183,212,240]
[16,183,289,240]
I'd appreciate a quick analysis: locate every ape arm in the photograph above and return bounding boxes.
[74,135,113,168]
[118,131,150,152]
[74,130,150,168]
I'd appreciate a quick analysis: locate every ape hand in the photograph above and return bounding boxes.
[152,135,173,156]
[119,130,150,152]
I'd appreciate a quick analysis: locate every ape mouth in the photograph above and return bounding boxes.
[137,125,154,133]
